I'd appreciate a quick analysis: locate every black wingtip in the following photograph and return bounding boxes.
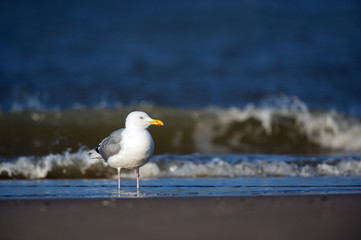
[95,145,100,154]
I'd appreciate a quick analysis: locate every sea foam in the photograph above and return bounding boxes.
[1,150,361,179]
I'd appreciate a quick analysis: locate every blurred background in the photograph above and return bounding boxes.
[1,0,361,157]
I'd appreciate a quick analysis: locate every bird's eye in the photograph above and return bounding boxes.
[140,116,144,119]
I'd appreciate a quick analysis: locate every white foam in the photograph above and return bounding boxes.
[317,160,361,176]
[304,113,361,151]
[1,151,361,179]
[0,149,106,179]
[141,156,361,178]
[192,96,361,153]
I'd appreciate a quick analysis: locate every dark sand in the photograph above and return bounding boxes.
[1,195,361,240]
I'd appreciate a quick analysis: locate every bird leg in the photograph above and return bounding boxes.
[117,168,121,190]
[136,168,140,190]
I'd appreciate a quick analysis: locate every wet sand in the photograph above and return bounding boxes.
[1,195,361,240]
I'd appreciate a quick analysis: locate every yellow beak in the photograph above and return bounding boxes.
[149,119,164,126]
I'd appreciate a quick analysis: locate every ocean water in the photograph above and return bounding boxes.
[1,152,361,199]
[1,177,361,200]
[1,0,361,199]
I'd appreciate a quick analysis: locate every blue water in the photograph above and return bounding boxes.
[1,0,361,115]
[1,177,361,200]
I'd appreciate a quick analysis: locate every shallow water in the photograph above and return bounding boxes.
[1,177,361,200]
[1,152,361,199]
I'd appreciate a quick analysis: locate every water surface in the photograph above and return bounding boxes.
[1,177,361,200]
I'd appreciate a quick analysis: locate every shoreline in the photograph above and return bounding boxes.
[1,194,360,240]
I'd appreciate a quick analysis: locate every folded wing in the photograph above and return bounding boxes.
[96,129,124,162]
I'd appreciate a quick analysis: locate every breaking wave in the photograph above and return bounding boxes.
[1,150,361,179]
[2,95,360,156]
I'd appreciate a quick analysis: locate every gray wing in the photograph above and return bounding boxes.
[96,129,124,162]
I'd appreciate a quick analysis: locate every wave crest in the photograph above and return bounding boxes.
[1,96,361,156]
[192,96,361,153]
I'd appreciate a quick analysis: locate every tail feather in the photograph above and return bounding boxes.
[88,148,103,160]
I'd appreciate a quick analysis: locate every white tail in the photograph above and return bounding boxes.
[87,149,102,160]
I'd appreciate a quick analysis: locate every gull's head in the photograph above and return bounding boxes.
[125,111,164,129]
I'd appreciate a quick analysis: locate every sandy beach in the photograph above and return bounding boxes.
[1,195,360,240]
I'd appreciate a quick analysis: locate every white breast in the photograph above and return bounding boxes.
[107,128,154,169]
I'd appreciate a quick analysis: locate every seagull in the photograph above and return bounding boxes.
[89,111,163,190]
